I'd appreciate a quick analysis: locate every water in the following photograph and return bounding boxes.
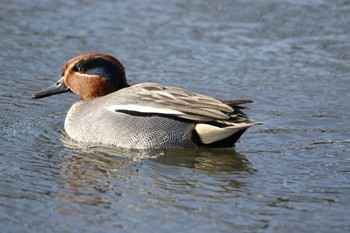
[1,0,350,232]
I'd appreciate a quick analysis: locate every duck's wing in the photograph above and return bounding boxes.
[109,82,252,122]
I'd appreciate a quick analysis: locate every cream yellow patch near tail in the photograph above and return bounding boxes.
[195,122,262,144]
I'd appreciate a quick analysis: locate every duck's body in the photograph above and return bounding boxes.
[33,54,261,149]
[65,91,195,149]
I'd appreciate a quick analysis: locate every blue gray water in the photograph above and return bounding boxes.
[1,0,350,232]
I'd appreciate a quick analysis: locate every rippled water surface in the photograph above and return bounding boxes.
[1,0,350,232]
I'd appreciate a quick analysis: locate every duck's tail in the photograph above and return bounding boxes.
[193,100,263,147]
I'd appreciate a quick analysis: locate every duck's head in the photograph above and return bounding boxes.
[32,54,128,100]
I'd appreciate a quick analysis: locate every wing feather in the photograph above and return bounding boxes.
[111,82,252,123]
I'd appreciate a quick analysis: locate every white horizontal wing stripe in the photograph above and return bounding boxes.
[109,104,184,115]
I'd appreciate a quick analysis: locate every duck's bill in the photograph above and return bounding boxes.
[32,77,70,99]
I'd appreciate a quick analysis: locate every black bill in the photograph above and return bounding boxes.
[32,77,70,99]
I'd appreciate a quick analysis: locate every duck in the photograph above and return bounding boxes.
[32,54,262,149]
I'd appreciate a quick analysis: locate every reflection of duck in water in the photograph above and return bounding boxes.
[62,135,253,175]
[33,54,261,149]
[58,144,252,207]
[154,148,252,173]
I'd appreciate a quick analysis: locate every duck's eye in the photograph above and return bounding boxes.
[78,66,85,73]
[72,60,87,74]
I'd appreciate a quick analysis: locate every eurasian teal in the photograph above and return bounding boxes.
[33,54,261,149]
